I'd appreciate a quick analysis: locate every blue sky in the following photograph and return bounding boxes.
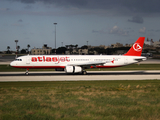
[0,0,160,51]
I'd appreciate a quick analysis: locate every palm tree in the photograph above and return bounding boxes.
[70,44,74,49]
[7,46,10,51]
[65,45,69,49]
[17,46,20,53]
[75,44,78,49]
[27,44,30,54]
[7,46,10,54]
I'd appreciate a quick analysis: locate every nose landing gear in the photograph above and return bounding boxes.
[25,68,29,75]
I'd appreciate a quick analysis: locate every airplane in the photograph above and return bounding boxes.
[10,37,146,75]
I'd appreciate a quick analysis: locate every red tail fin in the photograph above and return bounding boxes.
[124,37,145,56]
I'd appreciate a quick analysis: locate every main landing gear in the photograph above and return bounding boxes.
[25,68,29,75]
[82,70,87,75]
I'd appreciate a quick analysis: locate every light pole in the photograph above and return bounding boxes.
[15,40,18,58]
[53,23,57,54]
[86,41,89,55]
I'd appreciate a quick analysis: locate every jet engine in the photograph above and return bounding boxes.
[65,66,82,73]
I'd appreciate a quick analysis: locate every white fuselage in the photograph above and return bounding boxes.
[10,55,146,69]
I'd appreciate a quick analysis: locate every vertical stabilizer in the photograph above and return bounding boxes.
[124,37,145,56]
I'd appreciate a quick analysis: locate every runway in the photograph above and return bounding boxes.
[0,71,160,82]
[1,57,160,82]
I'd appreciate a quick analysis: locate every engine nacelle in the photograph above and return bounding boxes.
[65,66,82,73]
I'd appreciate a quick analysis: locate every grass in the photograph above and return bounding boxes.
[0,81,160,120]
[1,64,160,72]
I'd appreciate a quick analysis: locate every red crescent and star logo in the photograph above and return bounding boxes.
[133,43,142,52]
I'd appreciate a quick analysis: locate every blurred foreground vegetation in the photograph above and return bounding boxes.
[0,80,160,120]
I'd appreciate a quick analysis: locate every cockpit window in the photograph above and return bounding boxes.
[15,59,22,61]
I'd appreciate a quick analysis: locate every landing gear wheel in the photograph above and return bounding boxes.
[25,68,29,75]
[82,71,87,75]
[25,72,29,75]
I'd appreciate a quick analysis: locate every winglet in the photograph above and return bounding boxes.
[124,37,145,56]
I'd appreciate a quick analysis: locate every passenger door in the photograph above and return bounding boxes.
[26,56,30,64]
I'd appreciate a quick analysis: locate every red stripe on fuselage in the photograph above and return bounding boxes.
[12,65,121,69]
[11,66,65,69]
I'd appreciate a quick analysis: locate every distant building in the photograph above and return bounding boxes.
[31,44,52,55]
[144,38,154,46]
[89,45,108,49]
[111,43,123,48]
[153,40,160,47]
[65,48,98,55]
[78,49,88,55]
[65,49,89,55]
[124,44,133,47]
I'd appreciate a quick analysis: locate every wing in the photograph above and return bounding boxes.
[67,60,111,68]
[134,57,147,62]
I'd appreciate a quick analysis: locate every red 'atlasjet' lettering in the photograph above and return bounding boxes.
[32,57,37,62]
[46,57,51,62]
[52,57,58,62]
[60,57,65,62]
[38,57,42,62]
[31,56,70,62]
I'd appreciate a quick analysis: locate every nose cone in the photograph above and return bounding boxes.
[10,61,15,66]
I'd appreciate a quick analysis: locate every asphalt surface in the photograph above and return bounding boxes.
[0,71,160,82]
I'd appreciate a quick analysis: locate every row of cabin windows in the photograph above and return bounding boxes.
[14,58,111,62]
[72,59,109,61]
[94,59,110,61]
[72,59,89,61]
[68,59,109,61]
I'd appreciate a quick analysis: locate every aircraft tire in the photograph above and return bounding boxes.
[82,71,87,75]
[25,72,29,75]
